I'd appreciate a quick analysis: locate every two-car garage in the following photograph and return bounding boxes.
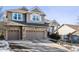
[7,30,45,40]
[6,26,46,40]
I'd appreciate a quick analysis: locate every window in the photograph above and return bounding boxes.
[33,16,36,21]
[31,14,41,22]
[37,16,39,21]
[12,13,23,21]
[18,14,22,19]
[32,15,39,21]
[13,13,17,19]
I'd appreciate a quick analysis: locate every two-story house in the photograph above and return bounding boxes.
[0,7,49,40]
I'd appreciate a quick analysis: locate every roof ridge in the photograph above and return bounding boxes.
[64,24,79,31]
[65,24,79,26]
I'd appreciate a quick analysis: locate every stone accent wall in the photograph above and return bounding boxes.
[22,27,26,40]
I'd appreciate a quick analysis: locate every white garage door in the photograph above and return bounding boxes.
[8,30,20,40]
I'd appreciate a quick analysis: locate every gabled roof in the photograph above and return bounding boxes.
[19,6,29,11]
[31,6,46,16]
[7,7,30,14]
[4,21,26,26]
[51,20,60,26]
[31,7,41,12]
[48,20,60,27]
[55,24,79,32]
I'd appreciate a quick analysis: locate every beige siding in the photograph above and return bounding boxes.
[7,12,12,21]
[40,15,45,24]
[26,13,31,23]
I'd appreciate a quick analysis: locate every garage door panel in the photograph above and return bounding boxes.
[8,30,19,40]
[26,30,45,39]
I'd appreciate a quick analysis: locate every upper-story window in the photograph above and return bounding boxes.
[32,15,36,21]
[31,14,41,22]
[12,13,23,21]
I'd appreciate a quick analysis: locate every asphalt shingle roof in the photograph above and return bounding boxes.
[12,21,49,26]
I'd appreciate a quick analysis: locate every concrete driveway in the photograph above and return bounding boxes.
[8,41,69,52]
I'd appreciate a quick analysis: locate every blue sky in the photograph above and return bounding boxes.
[2,6,79,25]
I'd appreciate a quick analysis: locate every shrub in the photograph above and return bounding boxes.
[48,32,61,42]
[50,33,60,39]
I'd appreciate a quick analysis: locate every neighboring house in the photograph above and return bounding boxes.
[57,24,79,43]
[0,7,49,40]
[47,20,60,35]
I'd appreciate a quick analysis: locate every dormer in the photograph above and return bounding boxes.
[27,7,46,24]
[5,7,31,23]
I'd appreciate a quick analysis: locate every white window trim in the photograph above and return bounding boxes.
[17,13,23,21]
[12,13,23,21]
[12,13,17,21]
[31,14,41,22]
